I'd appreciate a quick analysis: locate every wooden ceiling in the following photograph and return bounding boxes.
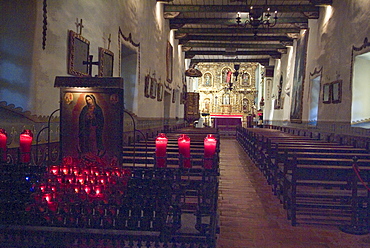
[159,0,332,66]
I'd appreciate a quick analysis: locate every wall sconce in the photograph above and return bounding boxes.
[19,129,33,164]
[0,128,7,163]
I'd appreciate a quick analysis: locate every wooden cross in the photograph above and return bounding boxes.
[75,18,84,35]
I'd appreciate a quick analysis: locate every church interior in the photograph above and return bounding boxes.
[2,0,370,247]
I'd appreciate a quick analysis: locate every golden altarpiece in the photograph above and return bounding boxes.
[195,62,258,127]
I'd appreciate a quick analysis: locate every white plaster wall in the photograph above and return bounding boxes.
[1,0,184,119]
[307,0,370,123]
[266,0,370,125]
[264,44,295,123]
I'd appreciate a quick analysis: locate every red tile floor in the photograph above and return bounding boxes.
[216,138,370,248]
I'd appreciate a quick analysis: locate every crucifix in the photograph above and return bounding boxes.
[83,55,99,76]
[75,18,84,35]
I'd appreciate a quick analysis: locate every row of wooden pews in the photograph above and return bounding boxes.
[237,126,370,229]
[121,127,220,244]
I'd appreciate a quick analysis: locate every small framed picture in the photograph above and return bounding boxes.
[150,77,157,99]
[98,47,114,77]
[67,30,90,77]
[144,74,150,98]
[323,83,331,104]
[157,83,163,101]
[331,80,342,104]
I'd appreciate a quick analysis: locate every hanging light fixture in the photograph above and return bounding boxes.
[236,0,278,36]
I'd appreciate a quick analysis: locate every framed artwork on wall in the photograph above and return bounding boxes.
[157,82,163,101]
[150,77,157,99]
[323,83,331,104]
[166,41,173,83]
[98,47,114,77]
[331,80,342,104]
[67,30,90,77]
[59,87,123,165]
[144,74,150,98]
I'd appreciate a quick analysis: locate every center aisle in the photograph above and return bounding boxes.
[216,138,369,248]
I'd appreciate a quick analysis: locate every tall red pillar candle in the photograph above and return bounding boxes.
[155,133,168,168]
[20,129,33,163]
[204,134,217,169]
[0,129,7,162]
[178,134,191,168]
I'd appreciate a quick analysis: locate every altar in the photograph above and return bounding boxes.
[211,114,242,136]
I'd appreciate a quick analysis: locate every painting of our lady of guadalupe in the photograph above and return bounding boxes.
[60,88,123,165]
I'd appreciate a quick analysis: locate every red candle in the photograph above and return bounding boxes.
[76,175,85,184]
[155,133,168,168]
[49,165,59,175]
[0,129,7,162]
[43,193,52,203]
[97,175,107,184]
[19,129,33,163]
[94,185,103,195]
[61,165,70,175]
[84,185,92,194]
[204,134,217,169]
[178,134,191,168]
[39,184,47,193]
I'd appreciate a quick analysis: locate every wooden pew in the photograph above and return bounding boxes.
[281,156,370,226]
[236,127,370,226]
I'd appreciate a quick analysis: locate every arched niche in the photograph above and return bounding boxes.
[203,72,213,87]
[221,67,233,84]
[118,29,140,113]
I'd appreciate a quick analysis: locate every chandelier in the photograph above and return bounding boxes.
[236,1,278,36]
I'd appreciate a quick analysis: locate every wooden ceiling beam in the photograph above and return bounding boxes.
[185,50,282,59]
[164,5,319,13]
[170,17,308,26]
[182,42,287,50]
[179,35,293,43]
[191,58,270,66]
[175,28,301,35]
[309,0,332,6]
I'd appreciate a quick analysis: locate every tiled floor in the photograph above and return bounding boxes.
[216,138,370,248]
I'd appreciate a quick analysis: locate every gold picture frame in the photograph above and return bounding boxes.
[98,47,114,77]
